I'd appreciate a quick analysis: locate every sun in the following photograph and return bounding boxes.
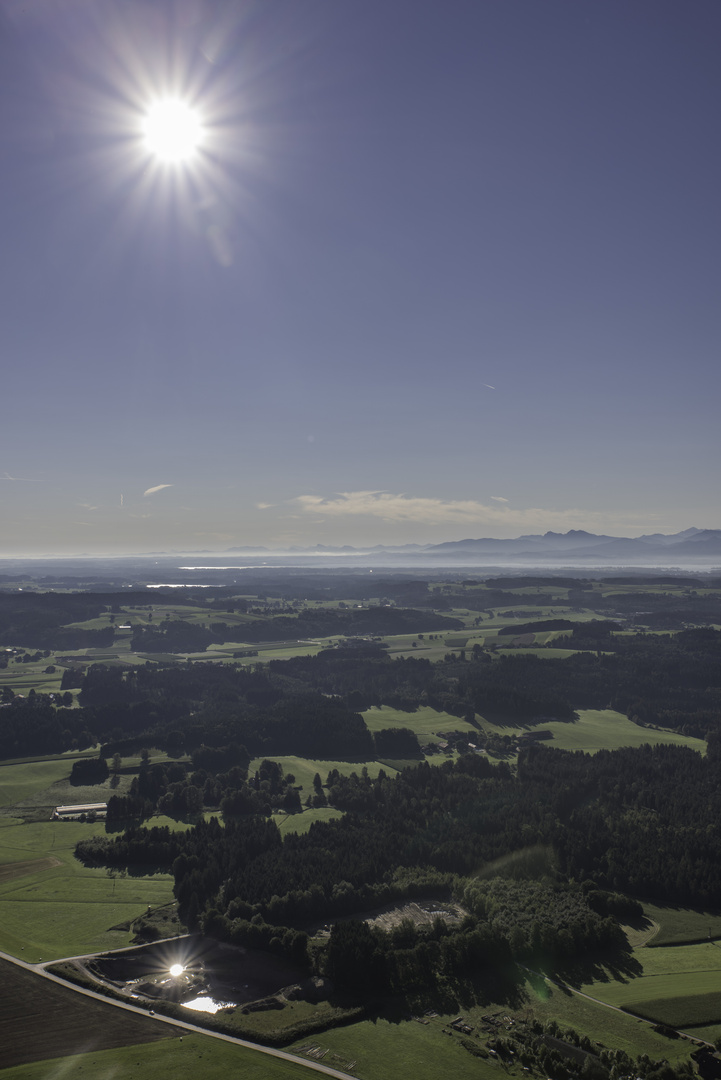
[142,99,203,163]
[169,963,184,977]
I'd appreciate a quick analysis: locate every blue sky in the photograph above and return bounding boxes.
[1,0,720,555]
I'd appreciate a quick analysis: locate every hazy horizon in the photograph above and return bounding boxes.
[2,1,720,557]
[1,525,720,566]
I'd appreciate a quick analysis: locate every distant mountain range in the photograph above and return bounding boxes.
[224,528,721,565]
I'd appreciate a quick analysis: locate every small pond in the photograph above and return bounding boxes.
[183,995,238,1014]
[83,935,305,1010]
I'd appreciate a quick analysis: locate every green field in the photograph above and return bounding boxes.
[362,705,477,737]
[287,971,702,1079]
[277,806,345,835]
[631,993,721,1028]
[644,903,721,945]
[0,749,188,817]
[0,667,65,694]
[495,973,697,1062]
[233,643,328,664]
[247,755,397,797]
[0,1033,317,1080]
[0,602,334,678]
[4,766,136,816]
[0,759,84,808]
[681,1022,721,1044]
[379,634,452,661]
[0,817,176,961]
[481,709,706,755]
[290,1014,500,1080]
[580,942,721,1036]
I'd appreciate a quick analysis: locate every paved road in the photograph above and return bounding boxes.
[0,945,358,1080]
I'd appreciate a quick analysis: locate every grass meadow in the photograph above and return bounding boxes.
[232,642,329,664]
[580,941,721,1038]
[362,705,476,737]
[0,760,83,808]
[247,755,397,797]
[644,903,721,945]
[480,709,706,755]
[0,666,65,694]
[276,806,345,836]
[0,816,176,961]
[499,646,590,659]
[287,972,699,1079]
[0,1033,317,1080]
[379,634,452,661]
[496,973,697,1062]
[0,749,189,818]
[290,1014,501,1080]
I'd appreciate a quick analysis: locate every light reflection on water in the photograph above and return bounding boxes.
[183,996,236,1014]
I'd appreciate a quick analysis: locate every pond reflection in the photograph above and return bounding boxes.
[183,995,236,1014]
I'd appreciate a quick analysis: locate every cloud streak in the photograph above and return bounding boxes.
[2,471,43,482]
[143,484,173,497]
[283,491,655,533]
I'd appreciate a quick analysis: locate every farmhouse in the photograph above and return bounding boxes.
[53,802,107,820]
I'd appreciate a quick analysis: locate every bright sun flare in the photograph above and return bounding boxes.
[169,963,184,977]
[142,100,203,162]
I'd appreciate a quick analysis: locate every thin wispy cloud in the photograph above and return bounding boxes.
[483,384,495,390]
[2,471,43,482]
[143,484,173,497]
[283,491,656,533]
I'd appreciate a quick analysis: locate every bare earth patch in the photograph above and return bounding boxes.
[312,898,468,937]
[367,899,467,933]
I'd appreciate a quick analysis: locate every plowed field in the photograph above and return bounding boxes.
[0,958,176,1069]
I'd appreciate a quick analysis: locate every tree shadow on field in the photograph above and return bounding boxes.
[548,947,643,991]
[481,712,578,730]
[624,914,653,934]
[379,966,530,1022]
